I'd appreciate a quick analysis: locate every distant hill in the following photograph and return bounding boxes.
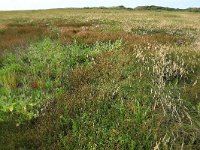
[83,5,133,10]
[75,5,200,12]
[81,5,200,12]
[186,7,200,12]
[134,5,180,11]
[134,5,200,12]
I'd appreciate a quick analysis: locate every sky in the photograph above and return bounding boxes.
[0,0,199,11]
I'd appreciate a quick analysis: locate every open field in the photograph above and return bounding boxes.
[0,9,200,149]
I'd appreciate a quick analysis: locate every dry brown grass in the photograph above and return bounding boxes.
[0,24,7,29]
[55,21,93,28]
[61,30,192,46]
[0,26,47,53]
[59,26,84,43]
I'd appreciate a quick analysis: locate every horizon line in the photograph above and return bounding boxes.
[0,5,199,12]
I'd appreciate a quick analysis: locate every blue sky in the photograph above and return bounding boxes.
[0,0,199,10]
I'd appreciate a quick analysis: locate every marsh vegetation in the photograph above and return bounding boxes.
[0,9,200,149]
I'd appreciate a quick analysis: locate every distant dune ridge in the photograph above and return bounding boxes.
[134,5,200,12]
[82,5,200,12]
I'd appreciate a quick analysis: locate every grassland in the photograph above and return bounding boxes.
[0,8,200,149]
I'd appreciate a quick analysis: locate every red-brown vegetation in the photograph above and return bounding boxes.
[0,26,47,53]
